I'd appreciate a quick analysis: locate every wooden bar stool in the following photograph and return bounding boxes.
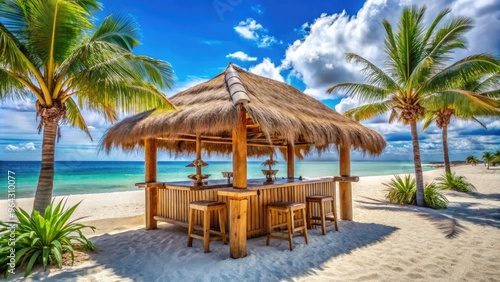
[266,202,309,251]
[306,195,338,235]
[187,200,227,253]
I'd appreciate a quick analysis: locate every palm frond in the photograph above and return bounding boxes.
[327,83,391,103]
[422,54,500,94]
[344,53,399,90]
[426,16,473,63]
[63,97,92,140]
[22,0,95,66]
[0,67,27,100]
[90,14,140,52]
[343,100,393,121]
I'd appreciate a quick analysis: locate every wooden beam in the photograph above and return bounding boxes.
[233,105,247,189]
[333,176,359,182]
[144,138,158,230]
[156,137,287,148]
[339,144,352,221]
[287,143,294,179]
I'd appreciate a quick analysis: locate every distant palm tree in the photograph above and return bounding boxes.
[465,155,479,166]
[422,74,500,174]
[493,150,500,166]
[482,152,495,169]
[327,6,500,206]
[0,0,175,212]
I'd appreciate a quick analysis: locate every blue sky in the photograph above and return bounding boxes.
[1,0,499,162]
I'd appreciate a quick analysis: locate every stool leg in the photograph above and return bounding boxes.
[302,208,309,244]
[306,201,312,229]
[320,201,326,235]
[266,208,272,246]
[288,211,294,251]
[187,208,195,247]
[219,208,227,244]
[332,199,339,231]
[203,210,210,253]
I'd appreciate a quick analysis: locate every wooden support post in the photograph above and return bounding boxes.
[287,143,294,179]
[145,138,158,230]
[229,198,247,258]
[218,189,256,259]
[339,144,352,220]
[232,105,247,189]
[196,133,202,176]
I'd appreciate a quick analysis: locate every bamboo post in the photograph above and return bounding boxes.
[232,105,247,189]
[339,144,352,220]
[145,138,158,229]
[287,143,294,179]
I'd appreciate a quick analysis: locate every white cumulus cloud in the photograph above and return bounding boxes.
[249,58,285,82]
[234,18,280,48]
[282,0,500,100]
[5,142,36,151]
[226,51,258,61]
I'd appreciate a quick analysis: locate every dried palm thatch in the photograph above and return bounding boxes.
[101,64,386,157]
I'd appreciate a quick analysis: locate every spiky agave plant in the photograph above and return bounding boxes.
[436,172,477,193]
[384,175,417,205]
[0,199,95,277]
[424,183,449,209]
[384,175,448,209]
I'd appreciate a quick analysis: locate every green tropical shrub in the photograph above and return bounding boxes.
[424,183,449,209]
[436,172,477,193]
[0,200,95,277]
[384,175,448,209]
[384,175,416,205]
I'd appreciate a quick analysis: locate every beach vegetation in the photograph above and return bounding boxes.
[328,5,500,207]
[436,172,476,193]
[0,200,95,277]
[423,183,449,209]
[384,175,448,209]
[465,155,479,166]
[482,152,495,169]
[384,174,416,205]
[0,0,176,213]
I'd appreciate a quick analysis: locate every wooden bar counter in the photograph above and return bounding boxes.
[136,177,337,238]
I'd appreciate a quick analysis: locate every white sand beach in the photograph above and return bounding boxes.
[3,165,499,281]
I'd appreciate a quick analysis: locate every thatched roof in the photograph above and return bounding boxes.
[101,64,386,157]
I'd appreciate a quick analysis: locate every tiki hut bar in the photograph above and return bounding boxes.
[102,64,386,258]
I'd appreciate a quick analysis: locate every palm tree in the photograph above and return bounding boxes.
[422,74,500,174]
[465,155,479,166]
[482,152,494,169]
[327,6,500,206]
[0,0,175,212]
[493,150,500,166]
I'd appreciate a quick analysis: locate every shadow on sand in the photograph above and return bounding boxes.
[23,221,396,281]
[357,189,500,239]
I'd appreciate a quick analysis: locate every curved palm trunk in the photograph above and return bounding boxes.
[410,121,425,206]
[33,120,58,213]
[442,124,451,174]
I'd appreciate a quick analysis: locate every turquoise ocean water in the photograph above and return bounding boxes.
[0,161,434,199]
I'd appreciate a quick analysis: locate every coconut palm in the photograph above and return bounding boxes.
[482,152,494,169]
[493,150,500,166]
[465,155,479,166]
[422,74,500,174]
[327,6,500,206]
[0,0,175,212]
